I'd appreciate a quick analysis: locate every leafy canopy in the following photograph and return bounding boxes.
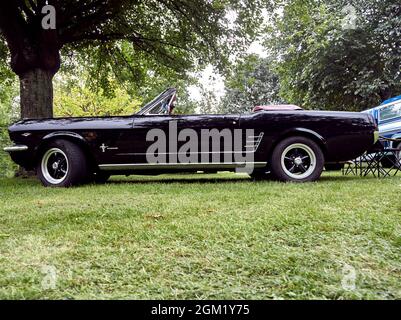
[219,54,283,113]
[0,1,273,82]
[267,0,401,111]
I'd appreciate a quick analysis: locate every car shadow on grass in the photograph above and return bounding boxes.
[319,174,398,182]
[107,175,252,185]
[2,172,391,189]
[106,173,372,185]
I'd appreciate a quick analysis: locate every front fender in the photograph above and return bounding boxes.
[35,131,90,160]
[42,131,87,143]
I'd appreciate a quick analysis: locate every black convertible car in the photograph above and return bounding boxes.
[4,88,378,187]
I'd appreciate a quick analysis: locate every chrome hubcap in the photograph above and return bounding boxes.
[294,157,303,166]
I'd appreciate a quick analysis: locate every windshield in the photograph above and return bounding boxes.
[379,102,401,122]
[136,88,176,115]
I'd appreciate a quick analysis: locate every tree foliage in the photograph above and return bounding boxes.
[0,74,18,177]
[54,79,142,117]
[268,0,401,111]
[53,68,197,117]
[0,0,273,118]
[218,54,283,113]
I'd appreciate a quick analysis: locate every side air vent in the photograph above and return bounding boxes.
[244,132,264,152]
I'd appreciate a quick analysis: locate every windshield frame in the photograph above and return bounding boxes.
[136,88,177,116]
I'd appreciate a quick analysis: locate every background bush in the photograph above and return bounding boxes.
[0,73,18,177]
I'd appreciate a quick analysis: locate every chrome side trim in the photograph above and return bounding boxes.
[99,162,267,171]
[3,145,28,152]
[116,151,258,156]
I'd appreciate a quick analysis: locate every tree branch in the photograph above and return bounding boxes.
[0,2,28,51]
[16,0,36,21]
[58,0,125,44]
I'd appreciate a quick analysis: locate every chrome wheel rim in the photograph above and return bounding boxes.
[281,143,316,180]
[41,148,69,184]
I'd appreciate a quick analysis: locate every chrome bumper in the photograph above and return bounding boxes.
[3,145,28,152]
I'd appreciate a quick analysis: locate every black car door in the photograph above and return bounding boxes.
[100,114,241,169]
[108,115,173,166]
[174,114,240,166]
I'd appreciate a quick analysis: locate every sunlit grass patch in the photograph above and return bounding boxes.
[0,172,400,299]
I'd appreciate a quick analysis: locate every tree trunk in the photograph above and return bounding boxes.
[20,69,54,119]
[379,87,392,102]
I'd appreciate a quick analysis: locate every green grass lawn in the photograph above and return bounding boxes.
[0,172,400,300]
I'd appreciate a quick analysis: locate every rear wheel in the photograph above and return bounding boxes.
[37,140,89,187]
[270,136,324,182]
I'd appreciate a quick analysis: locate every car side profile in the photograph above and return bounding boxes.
[4,88,378,187]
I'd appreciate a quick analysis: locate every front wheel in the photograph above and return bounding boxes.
[270,136,324,182]
[37,140,89,187]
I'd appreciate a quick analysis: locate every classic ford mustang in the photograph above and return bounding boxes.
[4,88,378,187]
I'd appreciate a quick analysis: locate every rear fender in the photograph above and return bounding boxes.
[263,128,327,162]
[275,128,326,150]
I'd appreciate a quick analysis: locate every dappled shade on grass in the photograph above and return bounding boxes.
[0,172,400,299]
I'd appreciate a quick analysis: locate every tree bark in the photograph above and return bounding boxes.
[19,68,55,119]
[379,88,392,102]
